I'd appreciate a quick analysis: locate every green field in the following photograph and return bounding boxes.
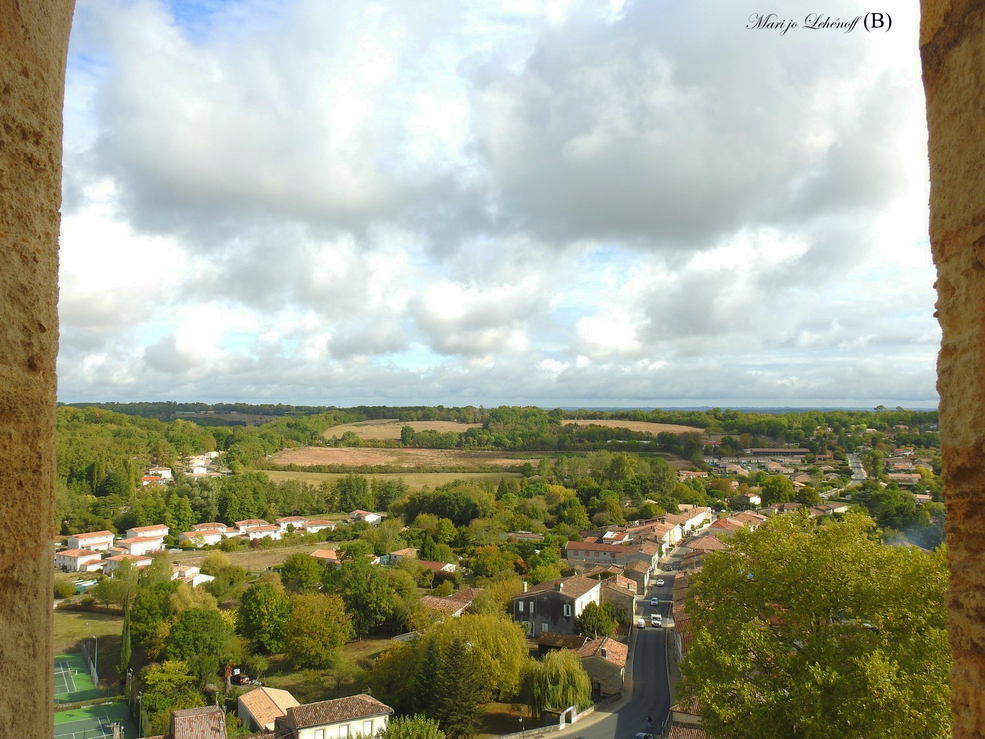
[263,469,522,488]
[54,610,124,685]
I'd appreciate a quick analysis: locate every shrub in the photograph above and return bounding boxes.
[54,580,76,599]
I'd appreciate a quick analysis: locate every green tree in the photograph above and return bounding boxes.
[526,649,592,715]
[118,607,132,684]
[336,473,371,512]
[325,557,396,636]
[433,639,481,738]
[285,594,353,669]
[236,580,291,653]
[861,449,885,479]
[281,552,325,592]
[140,660,204,736]
[574,602,616,638]
[679,511,950,738]
[760,475,795,506]
[377,715,446,739]
[165,608,229,663]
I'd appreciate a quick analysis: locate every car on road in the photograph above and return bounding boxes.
[636,617,646,629]
[633,732,655,739]
[650,596,659,606]
[656,578,665,587]
[651,613,662,626]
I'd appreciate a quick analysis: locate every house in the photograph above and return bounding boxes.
[385,547,417,564]
[565,540,626,565]
[887,473,922,486]
[169,705,227,739]
[665,697,707,739]
[54,549,103,572]
[512,575,601,637]
[310,549,342,566]
[178,529,223,547]
[246,524,283,541]
[238,686,301,732]
[418,560,457,573]
[235,519,270,534]
[281,694,393,739]
[125,524,169,540]
[915,494,934,505]
[303,519,336,534]
[619,541,661,571]
[731,492,762,508]
[732,511,766,529]
[147,467,173,480]
[193,522,230,535]
[576,636,628,698]
[622,560,650,594]
[102,554,151,574]
[709,517,745,533]
[600,577,637,623]
[277,516,310,532]
[66,530,115,552]
[350,510,382,524]
[171,564,215,587]
[117,535,165,557]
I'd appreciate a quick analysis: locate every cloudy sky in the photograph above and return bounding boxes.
[59,0,938,408]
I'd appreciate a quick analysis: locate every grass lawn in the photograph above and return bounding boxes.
[260,636,392,704]
[478,702,546,739]
[53,610,124,686]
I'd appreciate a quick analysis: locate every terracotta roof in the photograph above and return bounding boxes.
[182,529,223,538]
[310,549,339,561]
[420,595,468,615]
[170,705,226,739]
[288,694,392,729]
[239,687,300,730]
[624,560,649,573]
[390,548,417,557]
[250,524,281,533]
[575,636,628,667]
[670,696,702,715]
[638,541,660,556]
[601,578,636,596]
[57,549,101,558]
[119,535,163,544]
[518,575,601,599]
[667,723,707,739]
[72,530,114,539]
[193,522,228,530]
[686,535,728,551]
[446,587,483,603]
[236,519,269,526]
[418,560,453,572]
[106,554,151,563]
[130,525,168,533]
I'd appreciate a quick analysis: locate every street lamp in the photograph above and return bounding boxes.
[518,714,525,738]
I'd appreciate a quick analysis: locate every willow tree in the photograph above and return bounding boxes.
[526,649,592,716]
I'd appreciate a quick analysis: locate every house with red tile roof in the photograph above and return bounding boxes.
[237,686,300,732]
[576,636,628,698]
[280,694,393,738]
[66,530,115,552]
[54,549,103,572]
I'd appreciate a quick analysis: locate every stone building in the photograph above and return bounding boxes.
[512,575,601,637]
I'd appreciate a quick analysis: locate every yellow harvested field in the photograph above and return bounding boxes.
[265,469,521,489]
[324,419,480,440]
[271,446,533,468]
[563,419,703,435]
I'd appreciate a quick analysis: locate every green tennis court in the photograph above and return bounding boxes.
[54,653,100,703]
[54,701,136,739]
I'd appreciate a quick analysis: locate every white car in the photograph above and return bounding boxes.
[656,578,665,587]
[651,613,662,626]
[650,596,659,607]
[637,617,646,629]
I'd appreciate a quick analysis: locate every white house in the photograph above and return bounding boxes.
[246,525,282,542]
[147,467,173,480]
[125,524,169,540]
[55,549,103,572]
[102,554,152,574]
[283,694,393,739]
[67,530,115,552]
[117,536,165,557]
[178,529,224,547]
[304,520,335,534]
[193,522,231,536]
[236,519,270,534]
[238,686,301,732]
[350,510,382,525]
[171,564,215,587]
[277,516,310,532]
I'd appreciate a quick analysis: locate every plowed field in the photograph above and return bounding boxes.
[323,419,480,440]
[271,446,532,468]
[563,419,702,434]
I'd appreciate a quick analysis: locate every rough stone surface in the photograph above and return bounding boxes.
[0,2,74,738]
[921,1,985,736]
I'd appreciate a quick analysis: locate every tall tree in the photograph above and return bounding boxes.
[236,580,291,653]
[574,602,616,638]
[433,639,481,739]
[118,607,132,684]
[378,715,445,739]
[680,511,950,738]
[284,594,353,669]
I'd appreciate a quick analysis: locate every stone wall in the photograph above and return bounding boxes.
[920,1,985,736]
[0,2,75,738]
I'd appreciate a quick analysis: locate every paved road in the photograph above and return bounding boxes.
[847,453,866,481]
[553,573,676,739]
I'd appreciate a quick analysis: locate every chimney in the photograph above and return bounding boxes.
[600,647,607,659]
[556,581,564,592]
[523,581,528,593]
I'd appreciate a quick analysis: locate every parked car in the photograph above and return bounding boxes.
[651,613,662,626]
[637,617,646,629]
